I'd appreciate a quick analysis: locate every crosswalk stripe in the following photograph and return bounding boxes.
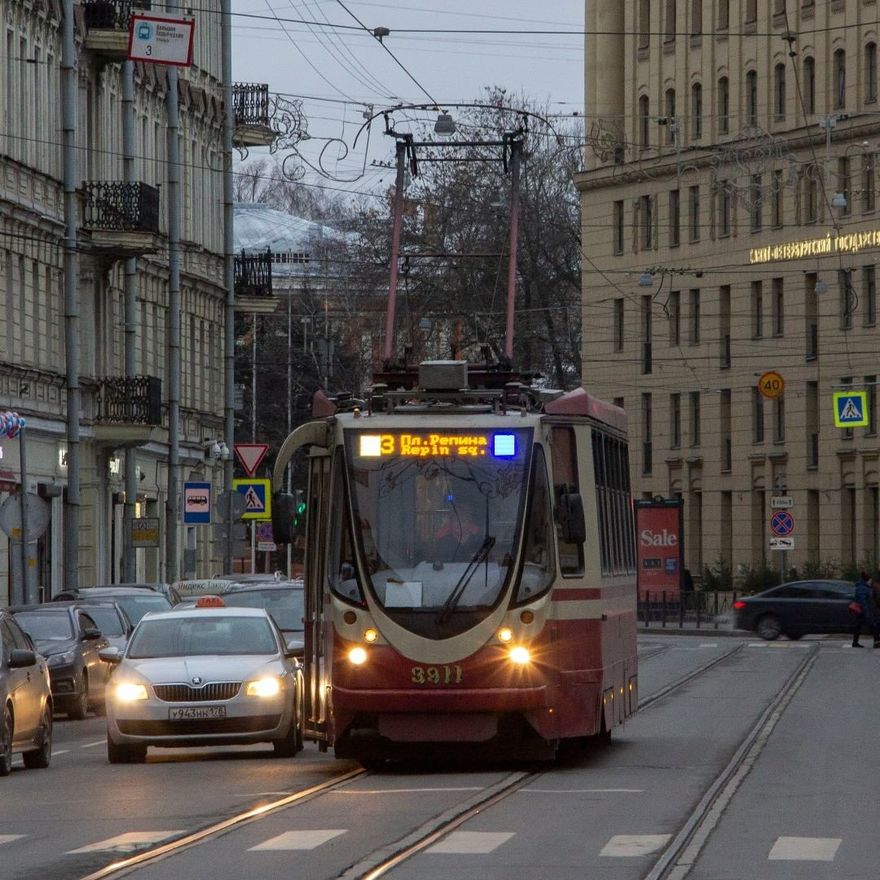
[768,836,841,861]
[0,835,25,846]
[600,834,671,857]
[249,830,346,851]
[426,832,514,854]
[67,831,184,854]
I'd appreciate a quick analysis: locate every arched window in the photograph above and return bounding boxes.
[774,63,786,120]
[691,83,703,140]
[834,49,847,109]
[746,70,758,127]
[639,95,650,149]
[718,76,729,134]
[665,88,676,143]
[803,57,816,115]
[867,43,877,103]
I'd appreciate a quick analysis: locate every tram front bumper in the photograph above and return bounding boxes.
[332,684,548,713]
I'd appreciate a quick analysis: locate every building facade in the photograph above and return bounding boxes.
[579,1,880,579]
[0,0,235,602]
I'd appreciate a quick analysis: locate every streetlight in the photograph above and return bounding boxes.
[638,271,654,287]
[434,112,456,136]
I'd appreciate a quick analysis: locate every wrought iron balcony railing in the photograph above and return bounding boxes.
[95,376,162,426]
[82,182,160,234]
[233,83,271,129]
[83,0,150,31]
[234,250,273,299]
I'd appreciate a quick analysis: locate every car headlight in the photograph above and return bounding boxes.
[115,682,149,702]
[245,677,282,697]
[47,651,76,667]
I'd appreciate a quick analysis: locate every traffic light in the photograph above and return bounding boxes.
[293,489,307,530]
[271,492,295,544]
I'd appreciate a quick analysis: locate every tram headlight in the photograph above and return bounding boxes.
[497,627,513,643]
[363,628,379,643]
[509,646,531,665]
[348,646,368,666]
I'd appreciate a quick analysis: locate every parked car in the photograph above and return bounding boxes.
[101,602,304,763]
[52,587,172,624]
[220,581,305,657]
[733,579,858,640]
[9,604,109,719]
[0,609,53,774]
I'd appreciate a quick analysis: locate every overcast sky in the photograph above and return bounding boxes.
[230,0,585,198]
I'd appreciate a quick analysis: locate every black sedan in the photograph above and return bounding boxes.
[52,586,172,624]
[220,581,304,657]
[733,579,858,640]
[10,605,109,719]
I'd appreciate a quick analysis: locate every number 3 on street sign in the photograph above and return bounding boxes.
[758,371,785,400]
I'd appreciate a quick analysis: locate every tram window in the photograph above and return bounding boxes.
[516,445,555,603]
[328,455,365,606]
[551,427,585,576]
[592,430,636,576]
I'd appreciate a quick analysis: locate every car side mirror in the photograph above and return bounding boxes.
[556,490,586,545]
[99,647,122,664]
[8,649,37,669]
[81,627,102,641]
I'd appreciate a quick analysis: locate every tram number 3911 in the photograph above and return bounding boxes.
[410,664,463,685]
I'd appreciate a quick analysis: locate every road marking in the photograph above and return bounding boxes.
[0,835,25,846]
[249,830,346,851]
[747,643,770,647]
[51,749,70,756]
[343,787,484,794]
[67,832,184,854]
[600,835,672,857]
[81,740,106,748]
[698,643,718,648]
[426,831,514,854]
[768,836,841,861]
[522,788,644,794]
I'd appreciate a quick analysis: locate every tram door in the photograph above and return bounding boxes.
[304,450,331,741]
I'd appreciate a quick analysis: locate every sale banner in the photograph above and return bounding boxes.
[635,499,684,599]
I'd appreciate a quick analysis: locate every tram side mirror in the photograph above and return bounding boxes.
[272,492,296,544]
[556,489,586,545]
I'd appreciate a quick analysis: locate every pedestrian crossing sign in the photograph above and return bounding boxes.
[232,478,272,521]
[833,391,869,428]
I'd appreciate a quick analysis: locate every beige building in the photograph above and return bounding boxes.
[579,1,880,578]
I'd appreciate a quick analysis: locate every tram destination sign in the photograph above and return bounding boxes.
[356,431,521,459]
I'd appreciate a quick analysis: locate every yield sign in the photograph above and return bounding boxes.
[234,443,269,476]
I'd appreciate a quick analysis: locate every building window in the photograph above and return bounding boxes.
[718,181,732,236]
[665,0,677,43]
[837,156,851,216]
[689,288,701,344]
[670,393,681,448]
[772,277,784,336]
[642,393,653,475]
[864,265,877,327]
[773,0,785,12]
[718,76,729,134]
[669,290,681,344]
[641,294,653,375]
[669,189,680,247]
[639,0,651,49]
[772,169,784,227]
[841,377,854,440]
[840,268,855,330]
[613,200,624,254]
[867,376,878,436]
[834,49,846,110]
[867,43,878,103]
[751,281,763,338]
[640,194,654,249]
[613,298,625,351]
[773,395,785,443]
[803,166,819,223]
[691,0,702,36]
[753,386,765,443]
[718,0,729,29]
[665,89,676,143]
[745,0,756,22]
[863,155,876,213]
[750,174,763,231]
[746,70,758,126]
[689,185,700,241]
[689,391,701,446]
[691,83,702,140]
[639,95,650,149]
[774,63,786,120]
[803,57,816,115]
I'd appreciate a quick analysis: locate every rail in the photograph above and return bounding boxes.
[638,590,739,629]
[95,376,162,425]
[234,249,273,299]
[81,182,160,233]
[83,0,151,31]
[233,82,271,128]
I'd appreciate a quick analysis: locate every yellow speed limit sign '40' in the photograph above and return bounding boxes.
[758,371,785,400]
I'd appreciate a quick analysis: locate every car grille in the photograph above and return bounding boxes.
[153,682,241,702]
[117,716,281,736]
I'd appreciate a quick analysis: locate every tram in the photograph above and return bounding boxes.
[272,362,637,763]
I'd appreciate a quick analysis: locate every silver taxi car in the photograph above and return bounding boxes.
[101,600,303,763]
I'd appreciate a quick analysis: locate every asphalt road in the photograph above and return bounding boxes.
[0,635,873,880]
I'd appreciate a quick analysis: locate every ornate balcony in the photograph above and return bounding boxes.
[93,375,163,447]
[80,182,162,258]
[234,249,277,313]
[233,83,277,147]
[83,0,151,60]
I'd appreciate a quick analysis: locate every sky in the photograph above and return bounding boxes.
[230,0,586,198]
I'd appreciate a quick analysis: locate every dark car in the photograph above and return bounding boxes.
[733,579,857,640]
[0,609,53,774]
[9,605,110,719]
[220,581,305,656]
[52,587,172,624]
[57,602,132,652]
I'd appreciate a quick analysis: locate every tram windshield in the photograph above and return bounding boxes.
[342,429,532,626]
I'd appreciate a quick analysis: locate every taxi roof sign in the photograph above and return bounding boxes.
[833,390,869,428]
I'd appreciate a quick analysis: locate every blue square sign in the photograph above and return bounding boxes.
[183,481,211,524]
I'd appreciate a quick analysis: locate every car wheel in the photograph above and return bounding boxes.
[756,614,782,641]
[107,738,146,764]
[68,674,89,720]
[23,705,52,770]
[0,706,13,777]
[272,721,299,758]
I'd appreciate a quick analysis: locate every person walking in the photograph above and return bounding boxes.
[851,572,879,647]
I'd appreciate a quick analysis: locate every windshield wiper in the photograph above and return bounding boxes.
[436,535,496,625]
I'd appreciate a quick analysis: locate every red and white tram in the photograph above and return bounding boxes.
[272,361,637,764]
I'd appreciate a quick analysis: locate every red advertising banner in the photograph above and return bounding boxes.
[635,499,684,599]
